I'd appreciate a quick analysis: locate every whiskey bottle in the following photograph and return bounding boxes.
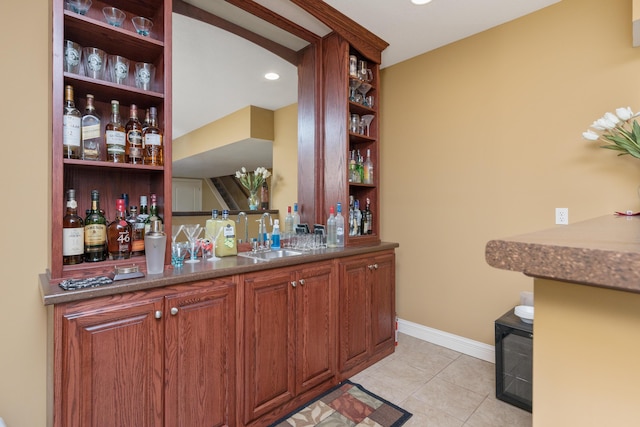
[63,189,84,265]
[129,205,145,256]
[143,107,163,165]
[107,198,132,260]
[81,94,101,160]
[63,85,81,159]
[105,100,126,162]
[125,104,143,164]
[84,190,107,262]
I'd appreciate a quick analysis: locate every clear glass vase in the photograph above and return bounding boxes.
[248,191,259,210]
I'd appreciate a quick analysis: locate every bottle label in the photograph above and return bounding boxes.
[63,116,81,147]
[144,133,162,146]
[63,227,84,256]
[82,123,101,140]
[337,226,344,236]
[85,224,106,245]
[106,130,126,154]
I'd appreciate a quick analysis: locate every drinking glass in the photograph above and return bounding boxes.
[64,40,82,74]
[107,55,130,85]
[82,47,106,80]
[134,62,155,91]
[171,242,188,268]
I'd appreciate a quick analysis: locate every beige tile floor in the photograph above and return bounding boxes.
[351,333,532,427]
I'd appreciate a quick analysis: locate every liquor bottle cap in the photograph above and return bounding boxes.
[147,219,164,236]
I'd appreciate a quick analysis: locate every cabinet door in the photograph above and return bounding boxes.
[243,268,296,424]
[370,252,396,353]
[295,262,336,395]
[337,257,371,373]
[56,297,164,427]
[164,280,236,427]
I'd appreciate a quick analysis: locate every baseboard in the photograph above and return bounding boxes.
[397,318,495,363]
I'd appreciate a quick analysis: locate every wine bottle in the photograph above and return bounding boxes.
[63,189,84,265]
[105,100,126,162]
[327,206,337,247]
[143,106,163,165]
[81,94,101,160]
[84,190,107,262]
[107,198,132,260]
[335,202,345,247]
[125,104,143,164]
[63,85,81,159]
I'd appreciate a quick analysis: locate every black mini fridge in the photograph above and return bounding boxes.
[495,307,533,412]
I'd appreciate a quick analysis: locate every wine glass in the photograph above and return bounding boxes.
[183,224,202,263]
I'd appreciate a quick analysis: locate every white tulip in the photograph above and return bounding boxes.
[582,130,600,141]
[590,120,606,131]
[615,107,634,121]
[604,112,620,125]
[595,117,616,130]
[242,167,247,173]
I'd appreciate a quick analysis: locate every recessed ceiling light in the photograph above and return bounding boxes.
[411,0,432,4]
[264,72,280,80]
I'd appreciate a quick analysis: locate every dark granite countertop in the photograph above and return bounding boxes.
[485,215,640,293]
[41,242,399,305]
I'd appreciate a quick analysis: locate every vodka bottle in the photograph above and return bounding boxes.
[284,206,294,236]
[353,199,362,236]
[327,206,337,248]
[293,203,301,228]
[335,202,345,247]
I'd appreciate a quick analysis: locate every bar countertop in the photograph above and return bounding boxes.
[40,242,399,305]
[485,214,640,293]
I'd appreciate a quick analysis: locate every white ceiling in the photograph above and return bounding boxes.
[172,0,560,178]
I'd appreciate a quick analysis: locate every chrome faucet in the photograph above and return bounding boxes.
[257,212,273,250]
[236,211,248,243]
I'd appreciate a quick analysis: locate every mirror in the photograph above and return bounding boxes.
[171,0,314,213]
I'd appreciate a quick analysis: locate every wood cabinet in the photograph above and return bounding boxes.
[337,251,396,378]
[51,0,172,280]
[323,32,381,246]
[53,278,235,427]
[242,261,336,425]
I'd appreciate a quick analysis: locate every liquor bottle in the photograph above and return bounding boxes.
[215,210,237,257]
[120,193,130,219]
[365,198,373,235]
[260,181,269,210]
[63,85,81,159]
[349,150,360,183]
[363,149,374,184]
[143,106,163,165]
[107,198,132,260]
[84,190,107,262]
[351,199,362,236]
[145,193,162,234]
[335,202,345,247]
[136,195,149,253]
[142,108,151,133]
[125,104,143,164]
[356,150,364,183]
[293,203,301,228]
[105,100,126,162]
[63,189,84,265]
[284,206,294,237]
[81,94,101,160]
[271,219,281,249]
[129,206,145,256]
[348,195,355,236]
[327,205,337,248]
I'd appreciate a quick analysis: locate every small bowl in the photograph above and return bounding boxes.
[514,305,534,324]
[132,16,153,36]
[66,0,92,15]
[102,7,126,27]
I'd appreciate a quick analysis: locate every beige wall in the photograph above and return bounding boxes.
[382,0,640,344]
[4,0,640,425]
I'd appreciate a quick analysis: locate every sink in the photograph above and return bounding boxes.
[237,249,304,262]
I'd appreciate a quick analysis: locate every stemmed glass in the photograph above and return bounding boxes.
[171,224,184,245]
[206,226,223,261]
[183,224,202,263]
[349,77,361,102]
[357,68,373,106]
[360,115,374,137]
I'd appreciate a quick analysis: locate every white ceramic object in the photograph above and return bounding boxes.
[514,305,534,324]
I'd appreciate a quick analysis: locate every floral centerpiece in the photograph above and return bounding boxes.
[582,107,640,158]
[235,166,271,210]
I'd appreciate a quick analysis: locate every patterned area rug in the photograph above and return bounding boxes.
[269,380,412,427]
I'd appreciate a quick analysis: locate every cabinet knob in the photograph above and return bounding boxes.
[170,307,179,316]
[299,279,305,286]
[368,264,378,270]
[154,310,162,319]
[291,281,297,288]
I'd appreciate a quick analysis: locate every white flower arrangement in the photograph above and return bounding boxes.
[235,166,271,193]
[582,107,640,158]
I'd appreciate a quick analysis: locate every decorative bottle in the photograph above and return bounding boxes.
[105,100,126,162]
[125,104,143,164]
[63,189,84,265]
[63,85,81,159]
[335,202,345,247]
[327,206,337,248]
[215,210,237,257]
[143,106,163,165]
[84,190,107,262]
[81,94,101,160]
[107,198,132,260]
